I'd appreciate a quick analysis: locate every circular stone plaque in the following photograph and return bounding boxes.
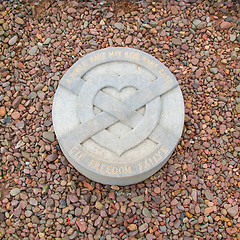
[52,47,184,186]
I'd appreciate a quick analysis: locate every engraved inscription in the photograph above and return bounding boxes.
[70,146,86,159]
[124,51,140,60]
[88,160,132,175]
[70,61,88,78]
[90,52,105,63]
[109,50,122,57]
[142,56,158,68]
[158,68,172,83]
[138,146,169,172]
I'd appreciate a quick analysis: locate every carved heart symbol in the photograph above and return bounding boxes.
[77,74,161,156]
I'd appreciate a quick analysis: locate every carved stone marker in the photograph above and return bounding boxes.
[52,47,184,185]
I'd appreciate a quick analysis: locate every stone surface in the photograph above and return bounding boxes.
[1,1,239,239]
[53,48,184,185]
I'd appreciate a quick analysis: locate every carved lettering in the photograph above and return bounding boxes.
[75,151,85,159]
[138,145,169,172]
[87,159,131,175]
[70,61,87,77]
[112,166,118,174]
[158,68,170,81]
[100,164,106,173]
[109,51,122,57]
[142,56,158,68]
[70,146,85,159]
[88,160,95,167]
[70,146,78,154]
[160,146,168,154]
[90,52,105,63]
[93,162,100,170]
[125,51,139,60]
[125,166,131,174]
[165,75,173,83]
[159,68,164,74]
[144,160,151,168]
[153,151,162,163]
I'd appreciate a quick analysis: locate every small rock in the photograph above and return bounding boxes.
[46,154,58,162]
[3,22,8,30]
[160,225,166,232]
[193,143,201,150]
[191,189,197,202]
[75,208,81,217]
[184,114,191,122]
[191,58,199,65]
[125,35,132,45]
[76,221,87,232]
[82,205,89,215]
[231,51,237,60]
[171,199,178,205]
[197,22,207,29]
[69,194,78,203]
[28,92,37,99]
[142,207,152,217]
[43,132,55,142]
[89,39,98,46]
[10,188,20,196]
[46,199,54,208]
[67,8,76,14]
[236,85,240,92]
[128,224,137,231]
[17,62,24,68]
[15,17,24,25]
[29,46,38,55]
[205,190,214,201]
[236,104,240,114]
[139,223,148,232]
[114,22,124,30]
[42,185,49,194]
[227,205,239,217]
[171,6,178,14]
[35,83,44,91]
[131,195,144,203]
[42,56,49,65]
[220,21,232,29]
[32,215,40,224]
[29,198,38,206]
[43,38,51,45]
[0,212,5,222]
[38,42,46,53]
[9,35,18,45]
[105,12,114,18]
[25,210,33,217]
[12,96,22,109]
[95,201,103,210]
[0,106,6,117]
[230,34,236,42]
[172,38,181,46]
[210,68,218,74]
[193,19,201,26]
[220,125,226,135]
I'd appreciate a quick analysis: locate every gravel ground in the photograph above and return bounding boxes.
[0,0,240,239]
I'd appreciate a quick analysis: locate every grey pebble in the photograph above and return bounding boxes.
[9,35,18,45]
[29,46,38,55]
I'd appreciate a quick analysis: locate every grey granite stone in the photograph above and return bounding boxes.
[52,47,184,185]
